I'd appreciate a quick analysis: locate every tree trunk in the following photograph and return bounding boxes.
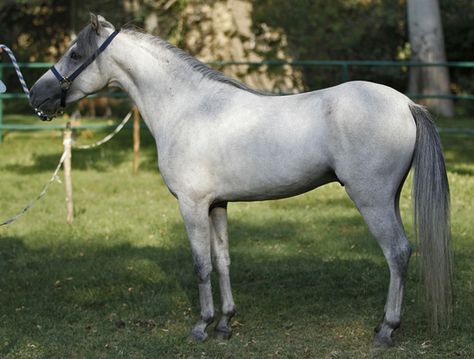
[178,0,304,93]
[408,0,454,117]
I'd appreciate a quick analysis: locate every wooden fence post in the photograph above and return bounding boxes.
[133,106,140,174]
[63,123,74,224]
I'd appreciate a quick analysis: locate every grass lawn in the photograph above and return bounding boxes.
[0,114,473,358]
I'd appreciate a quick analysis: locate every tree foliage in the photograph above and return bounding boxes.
[252,0,407,90]
[441,0,474,114]
[0,0,183,62]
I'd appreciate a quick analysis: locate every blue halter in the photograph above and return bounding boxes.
[51,29,120,109]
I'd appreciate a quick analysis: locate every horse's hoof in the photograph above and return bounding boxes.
[373,322,396,350]
[372,332,394,349]
[214,326,232,340]
[188,328,208,342]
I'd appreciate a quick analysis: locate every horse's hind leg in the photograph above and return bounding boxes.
[346,186,412,348]
[210,203,236,339]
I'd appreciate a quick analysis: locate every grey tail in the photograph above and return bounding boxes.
[410,103,452,332]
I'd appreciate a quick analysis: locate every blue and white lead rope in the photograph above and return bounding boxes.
[0,44,31,97]
[0,45,64,226]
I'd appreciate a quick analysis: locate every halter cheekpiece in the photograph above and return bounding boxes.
[50,29,120,111]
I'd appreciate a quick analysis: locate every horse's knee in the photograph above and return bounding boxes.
[194,261,212,283]
[213,255,230,273]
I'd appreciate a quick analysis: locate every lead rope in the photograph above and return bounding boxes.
[0,46,133,226]
[0,45,31,97]
[0,152,67,226]
[73,110,132,149]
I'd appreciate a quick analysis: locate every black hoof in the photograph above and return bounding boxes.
[214,326,232,340]
[373,331,394,349]
[188,328,208,343]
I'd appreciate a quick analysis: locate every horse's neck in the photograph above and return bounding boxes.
[108,33,228,140]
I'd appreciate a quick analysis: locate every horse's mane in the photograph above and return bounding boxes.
[121,27,268,95]
[73,23,268,95]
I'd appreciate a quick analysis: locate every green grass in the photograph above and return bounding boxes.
[0,115,473,358]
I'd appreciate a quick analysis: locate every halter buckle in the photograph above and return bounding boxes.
[59,78,72,91]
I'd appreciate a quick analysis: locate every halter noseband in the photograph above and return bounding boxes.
[50,29,120,110]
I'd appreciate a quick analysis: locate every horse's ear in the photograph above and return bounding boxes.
[90,13,100,34]
[90,13,115,34]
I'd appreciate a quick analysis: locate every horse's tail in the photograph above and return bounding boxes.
[409,103,452,332]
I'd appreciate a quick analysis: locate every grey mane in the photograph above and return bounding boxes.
[72,24,269,94]
[122,28,268,96]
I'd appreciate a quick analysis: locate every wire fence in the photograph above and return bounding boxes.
[1,60,473,140]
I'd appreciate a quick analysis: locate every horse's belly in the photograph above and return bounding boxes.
[213,153,336,201]
[217,172,337,202]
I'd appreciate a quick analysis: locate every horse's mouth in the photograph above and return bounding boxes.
[34,98,62,121]
[35,107,54,121]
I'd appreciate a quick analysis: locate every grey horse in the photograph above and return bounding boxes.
[29,15,451,347]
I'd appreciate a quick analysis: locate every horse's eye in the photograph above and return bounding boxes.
[70,51,81,60]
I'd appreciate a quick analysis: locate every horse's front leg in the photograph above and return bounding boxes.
[210,203,236,339]
[179,197,214,342]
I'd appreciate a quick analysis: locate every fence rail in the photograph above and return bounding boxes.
[1,60,473,141]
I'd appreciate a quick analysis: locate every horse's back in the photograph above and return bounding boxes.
[164,81,416,202]
[229,81,417,201]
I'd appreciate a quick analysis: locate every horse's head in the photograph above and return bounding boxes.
[30,14,117,120]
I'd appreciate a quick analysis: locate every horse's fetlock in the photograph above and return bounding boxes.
[385,319,401,330]
[223,305,236,318]
[201,311,214,324]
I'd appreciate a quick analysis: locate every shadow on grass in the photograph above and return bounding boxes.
[0,226,387,311]
[1,213,471,357]
[0,215,390,348]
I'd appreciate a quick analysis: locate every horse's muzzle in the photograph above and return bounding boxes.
[29,85,61,121]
